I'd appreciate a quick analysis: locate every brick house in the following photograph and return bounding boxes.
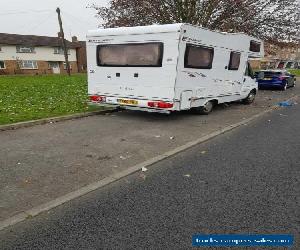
[249,41,300,70]
[260,42,300,69]
[72,37,87,73]
[0,33,86,75]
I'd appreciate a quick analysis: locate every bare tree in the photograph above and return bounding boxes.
[91,0,299,42]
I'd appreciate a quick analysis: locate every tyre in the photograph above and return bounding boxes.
[193,101,214,115]
[243,90,256,104]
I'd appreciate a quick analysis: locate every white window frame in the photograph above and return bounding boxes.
[184,44,214,69]
[20,60,38,69]
[54,47,64,55]
[0,60,5,69]
[228,51,241,71]
[54,47,70,55]
[16,46,35,53]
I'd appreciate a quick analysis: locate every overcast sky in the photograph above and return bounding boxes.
[0,0,108,41]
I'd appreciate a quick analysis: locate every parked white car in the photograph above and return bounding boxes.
[87,23,264,114]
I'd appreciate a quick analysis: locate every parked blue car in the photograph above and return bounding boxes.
[256,70,296,91]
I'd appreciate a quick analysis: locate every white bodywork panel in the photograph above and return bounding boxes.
[87,24,264,112]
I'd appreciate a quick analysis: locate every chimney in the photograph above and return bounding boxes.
[72,36,78,42]
[57,32,62,38]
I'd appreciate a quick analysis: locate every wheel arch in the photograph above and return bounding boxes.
[206,99,219,106]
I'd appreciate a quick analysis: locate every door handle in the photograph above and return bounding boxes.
[243,78,246,82]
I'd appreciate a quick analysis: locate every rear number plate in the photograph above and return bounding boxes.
[117,99,138,105]
[263,78,272,80]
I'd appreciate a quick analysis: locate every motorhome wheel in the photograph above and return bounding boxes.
[243,90,256,104]
[194,101,214,115]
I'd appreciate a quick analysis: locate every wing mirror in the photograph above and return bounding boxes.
[256,72,264,80]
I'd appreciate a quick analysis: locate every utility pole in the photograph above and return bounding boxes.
[56,7,71,76]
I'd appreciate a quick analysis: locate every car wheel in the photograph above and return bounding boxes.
[243,90,256,104]
[194,101,214,115]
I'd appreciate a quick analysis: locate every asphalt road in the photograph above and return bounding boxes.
[1,103,300,249]
[1,84,299,221]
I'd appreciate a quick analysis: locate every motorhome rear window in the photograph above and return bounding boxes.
[184,44,214,69]
[228,51,241,70]
[250,41,261,52]
[97,43,163,67]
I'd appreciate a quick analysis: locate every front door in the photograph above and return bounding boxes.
[50,62,60,74]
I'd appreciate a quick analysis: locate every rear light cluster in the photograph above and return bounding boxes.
[89,95,106,103]
[147,101,174,109]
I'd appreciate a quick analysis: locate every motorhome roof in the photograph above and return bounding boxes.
[87,24,183,37]
[88,23,260,41]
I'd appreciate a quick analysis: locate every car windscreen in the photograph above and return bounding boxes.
[262,71,282,78]
[97,43,164,67]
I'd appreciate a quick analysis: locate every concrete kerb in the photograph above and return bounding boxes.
[0,108,116,132]
[0,95,298,232]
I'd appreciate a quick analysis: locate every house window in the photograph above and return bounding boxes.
[20,60,38,69]
[0,61,5,69]
[228,52,241,70]
[286,62,293,68]
[54,47,64,54]
[184,44,214,69]
[54,47,70,55]
[63,62,72,70]
[16,46,35,53]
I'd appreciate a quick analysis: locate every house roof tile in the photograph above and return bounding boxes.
[0,33,81,49]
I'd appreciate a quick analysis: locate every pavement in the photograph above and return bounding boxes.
[0,90,299,249]
[0,82,299,224]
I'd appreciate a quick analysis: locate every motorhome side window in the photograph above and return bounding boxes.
[184,44,214,69]
[228,52,241,70]
[250,41,261,52]
[97,43,163,67]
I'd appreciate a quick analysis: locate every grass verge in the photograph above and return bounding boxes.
[0,74,105,125]
[288,69,300,77]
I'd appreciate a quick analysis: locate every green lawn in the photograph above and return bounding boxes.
[0,74,105,125]
[288,69,300,77]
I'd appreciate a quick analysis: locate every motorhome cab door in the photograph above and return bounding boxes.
[244,62,255,87]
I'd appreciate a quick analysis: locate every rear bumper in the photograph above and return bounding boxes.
[89,95,177,113]
[88,102,173,114]
[258,81,284,88]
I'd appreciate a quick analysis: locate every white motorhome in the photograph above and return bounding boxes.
[87,23,264,114]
